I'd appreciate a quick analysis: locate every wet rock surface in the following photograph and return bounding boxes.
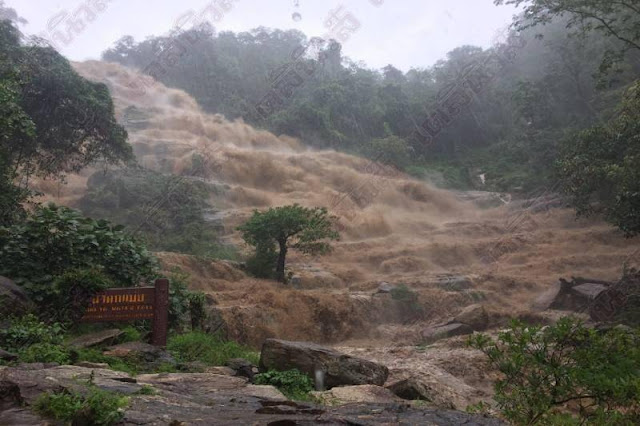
[0,364,505,425]
[312,384,401,406]
[68,328,125,348]
[421,322,474,344]
[260,339,389,388]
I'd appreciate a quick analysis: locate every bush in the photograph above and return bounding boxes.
[51,268,113,324]
[469,317,640,425]
[166,269,208,332]
[34,387,128,425]
[167,331,259,366]
[18,343,70,364]
[0,314,64,352]
[188,292,207,331]
[0,204,158,304]
[255,369,314,401]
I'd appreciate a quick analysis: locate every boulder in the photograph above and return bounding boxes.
[454,304,489,331]
[68,328,124,348]
[0,276,31,317]
[311,385,401,405]
[421,323,473,344]
[386,366,487,411]
[226,358,258,382]
[533,278,610,312]
[259,339,389,389]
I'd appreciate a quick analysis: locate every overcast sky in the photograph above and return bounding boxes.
[8,0,519,71]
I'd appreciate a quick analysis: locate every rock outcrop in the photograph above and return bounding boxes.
[421,323,473,344]
[454,304,489,331]
[311,385,401,405]
[0,363,506,425]
[0,276,31,317]
[259,339,389,389]
[68,328,124,348]
[533,277,612,312]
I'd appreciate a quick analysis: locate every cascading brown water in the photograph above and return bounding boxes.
[35,61,638,346]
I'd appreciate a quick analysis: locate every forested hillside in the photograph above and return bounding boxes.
[103,16,640,193]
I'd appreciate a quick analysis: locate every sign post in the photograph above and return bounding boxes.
[151,278,169,347]
[80,278,170,347]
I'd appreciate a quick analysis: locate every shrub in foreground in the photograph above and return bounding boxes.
[255,369,314,401]
[34,386,128,426]
[469,317,640,425]
[0,314,64,352]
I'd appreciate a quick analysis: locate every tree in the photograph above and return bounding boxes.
[557,80,640,237]
[495,0,640,72]
[237,205,338,283]
[469,317,640,424]
[0,19,132,223]
[0,204,158,303]
[0,71,35,224]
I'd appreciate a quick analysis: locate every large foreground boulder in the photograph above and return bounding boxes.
[259,339,389,389]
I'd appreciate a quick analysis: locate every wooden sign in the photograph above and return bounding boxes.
[80,278,169,346]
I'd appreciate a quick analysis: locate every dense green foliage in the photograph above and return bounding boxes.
[0,204,158,306]
[469,317,640,425]
[34,387,128,426]
[0,17,131,225]
[557,81,640,237]
[255,369,314,401]
[238,204,339,282]
[167,331,260,366]
[0,314,64,353]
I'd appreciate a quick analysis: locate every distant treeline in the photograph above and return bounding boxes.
[103,17,640,192]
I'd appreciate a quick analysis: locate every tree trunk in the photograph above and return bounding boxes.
[276,239,287,283]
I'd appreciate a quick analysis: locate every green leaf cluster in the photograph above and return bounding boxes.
[469,317,640,424]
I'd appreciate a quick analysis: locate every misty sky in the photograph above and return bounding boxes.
[8,0,519,71]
